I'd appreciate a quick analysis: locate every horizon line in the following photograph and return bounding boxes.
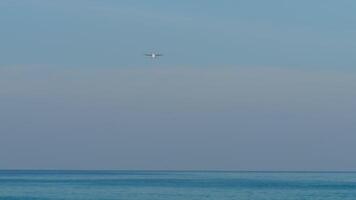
[1,169,356,173]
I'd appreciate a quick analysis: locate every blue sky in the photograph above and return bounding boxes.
[0,0,356,170]
[1,0,356,68]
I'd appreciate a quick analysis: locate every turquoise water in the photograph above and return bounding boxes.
[1,171,356,200]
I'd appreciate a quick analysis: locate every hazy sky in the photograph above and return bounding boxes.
[1,0,356,170]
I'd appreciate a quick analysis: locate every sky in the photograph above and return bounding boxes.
[0,0,356,170]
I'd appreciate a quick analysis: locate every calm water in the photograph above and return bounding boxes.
[1,171,356,200]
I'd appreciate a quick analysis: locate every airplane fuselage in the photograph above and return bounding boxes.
[145,53,162,59]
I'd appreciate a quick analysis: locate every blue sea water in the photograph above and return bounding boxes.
[1,171,356,200]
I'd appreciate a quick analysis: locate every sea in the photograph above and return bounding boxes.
[0,170,356,200]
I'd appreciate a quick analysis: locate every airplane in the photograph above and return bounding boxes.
[145,53,163,59]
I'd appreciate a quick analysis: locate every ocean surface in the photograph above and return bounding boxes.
[1,171,356,200]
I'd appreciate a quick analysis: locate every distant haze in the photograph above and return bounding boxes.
[0,0,356,170]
